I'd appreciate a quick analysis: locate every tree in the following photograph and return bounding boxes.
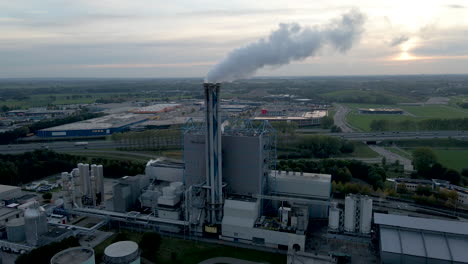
[444,169,461,185]
[415,185,432,196]
[397,183,408,194]
[320,116,334,129]
[412,147,437,177]
[42,192,52,200]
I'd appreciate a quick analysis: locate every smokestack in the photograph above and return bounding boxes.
[204,82,223,224]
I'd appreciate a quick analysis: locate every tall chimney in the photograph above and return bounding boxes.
[204,83,223,224]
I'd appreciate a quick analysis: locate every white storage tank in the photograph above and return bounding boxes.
[51,246,95,264]
[103,241,140,264]
[359,196,373,234]
[328,206,341,231]
[162,186,176,197]
[344,195,357,232]
[24,204,48,246]
[6,217,26,242]
[170,182,184,194]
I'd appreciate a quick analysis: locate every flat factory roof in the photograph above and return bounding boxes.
[272,170,331,184]
[130,103,181,113]
[0,184,20,194]
[40,113,148,131]
[380,226,468,262]
[374,213,468,236]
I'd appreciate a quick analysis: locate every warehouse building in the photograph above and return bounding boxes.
[375,213,468,264]
[129,103,181,114]
[37,114,149,137]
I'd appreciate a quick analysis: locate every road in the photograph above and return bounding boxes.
[295,130,468,141]
[333,104,354,132]
[368,145,414,171]
[0,140,125,154]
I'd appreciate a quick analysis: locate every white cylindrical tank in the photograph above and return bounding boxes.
[162,186,176,197]
[24,204,48,246]
[359,196,373,234]
[103,241,140,264]
[51,246,95,264]
[97,165,104,203]
[83,164,91,196]
[328,207,341,231]
[6,217,26,242]
[91,164,98,194]
[344,195,357,232]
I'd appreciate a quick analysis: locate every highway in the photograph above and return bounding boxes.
[296,130,468,141]
[333,104,353,132]
[0,140,122,154]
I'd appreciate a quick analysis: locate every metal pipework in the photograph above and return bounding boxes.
[204,83,223,224]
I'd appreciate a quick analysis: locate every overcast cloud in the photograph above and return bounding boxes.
[0,0,467,77]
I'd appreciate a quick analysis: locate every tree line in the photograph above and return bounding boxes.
[0,150,145,186]
[278,134,355,159]
[370,118,468,131]
[412,147,467,185]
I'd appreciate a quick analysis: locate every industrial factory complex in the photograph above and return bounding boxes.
[0,83,467,264]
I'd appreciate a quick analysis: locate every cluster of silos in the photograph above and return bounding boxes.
[76,163,104,206]
[6,203,49,246]
[50,247,95,264]
[103,241,140,264]
[328,195,373,235]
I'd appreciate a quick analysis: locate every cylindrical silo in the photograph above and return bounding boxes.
[97,165,104,203]
[103,241,140,264]
[328,206,341,231]
[83,164,91,196]
[24,204,48,246]
[359,196,373,234]
[51,246,95,264]
[6,217,26,242]
[344,195,357,232]
[91,164,98,194]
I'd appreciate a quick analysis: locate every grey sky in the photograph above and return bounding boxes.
[0,0,467,78]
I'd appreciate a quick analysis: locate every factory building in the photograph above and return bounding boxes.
[0,184,22,202]
[37,113,148,137]
[112,175,149,213]
[358,108,403,114]
[253,110,327,126]
[375,213,468,264]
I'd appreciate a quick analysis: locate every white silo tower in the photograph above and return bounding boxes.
[359,196,373,234]
[328,203,341,231]
[24,203,48,246]
[96,165,104,203]
[344,195,357,232]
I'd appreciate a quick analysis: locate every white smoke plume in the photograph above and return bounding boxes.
[205,9,365,83]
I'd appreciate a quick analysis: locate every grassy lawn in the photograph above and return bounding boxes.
[94,232,285,264]
[432,149,468,171]
[382,139,468,172]
[157,237,285,264]
[384,146,412,159]
[345,104,468,131]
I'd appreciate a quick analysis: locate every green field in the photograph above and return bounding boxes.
[345,104,468,131]
[432,149,468,171]
[94,232,286,264]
